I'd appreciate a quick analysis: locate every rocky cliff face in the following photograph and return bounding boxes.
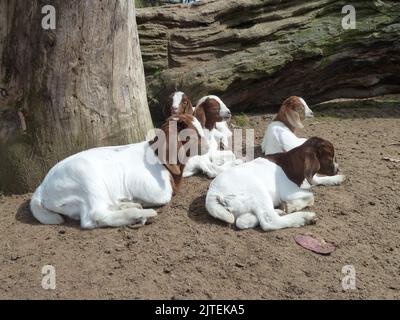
[136,0,400,121]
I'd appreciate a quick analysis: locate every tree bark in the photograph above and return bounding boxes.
[0,0,153,194]
[136,0,400,121]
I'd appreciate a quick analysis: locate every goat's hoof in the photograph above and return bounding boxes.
[144,209,158,218]
[141,216,156,225]
[303,212,317,225]
[336,174,346,185]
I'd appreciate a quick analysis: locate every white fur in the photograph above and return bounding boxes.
[206,158,316,231]
[183,128,241,178]
[190,117,205,138]
[261,121,307,155]
[214,121,232,149]
[30,120,205,229]
[299,97,313,118]
[172,91,184,112]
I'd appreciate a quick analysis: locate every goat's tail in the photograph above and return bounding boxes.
[30,186,64,225]
[205,192,235,224]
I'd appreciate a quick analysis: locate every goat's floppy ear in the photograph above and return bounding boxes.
[157,118,183,176]
[185,99,194,115]
[165,163,181,176]
[194,100,207,128]
[285,107,304,129]
[304,151,320,185]
[166,118,185,176]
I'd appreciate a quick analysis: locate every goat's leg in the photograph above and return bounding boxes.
[118,202,143,210]
[82,204,157,229]
[252,197,316,231]
[182,156,201,178]
[236,213,258,229]
[300,179,312,189]
[183,156,220,178]
[209,150,236,166]
[198,158,221,178]
[280,190,314,213]
[311,174,346,186]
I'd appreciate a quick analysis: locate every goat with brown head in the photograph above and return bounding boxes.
[194,95,231,130]
[163,91,194,118]
[266,136,339,187]
[274,96,313,132]
[206,136,341,231]
[149,114,207,192]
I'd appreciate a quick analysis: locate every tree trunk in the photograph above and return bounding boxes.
[136,0,400,121]
[0,0,153,194]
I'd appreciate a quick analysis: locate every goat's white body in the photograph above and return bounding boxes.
[30,142,173,229]
[261,121,306,154]
[261,121,345,187]
[214,121,232,148]
[183,128,240,178]
[206,158,316,231]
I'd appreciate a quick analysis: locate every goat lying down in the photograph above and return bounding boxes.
[30,115,206,229]
[206,137,340,231]
[195,95,232,149]
[164,92,233,149]
[182,95,242,178]
[261,96,345,187]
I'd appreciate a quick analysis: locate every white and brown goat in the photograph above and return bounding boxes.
[261,96,345,187]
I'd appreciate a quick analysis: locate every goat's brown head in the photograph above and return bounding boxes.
[163,91,194,118]
[266,137,339,186]
[194,95,231,130]
[274,96,313,132]
[149,114,207,177]
[303,137,339,179]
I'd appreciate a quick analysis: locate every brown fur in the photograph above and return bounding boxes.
[162,93,194,118]
[193,98,224,130]
[265,137,337,186]
[274,96,306,132]
[149,114,204,194]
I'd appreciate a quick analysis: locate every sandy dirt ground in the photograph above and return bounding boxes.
[1,106,399,299]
